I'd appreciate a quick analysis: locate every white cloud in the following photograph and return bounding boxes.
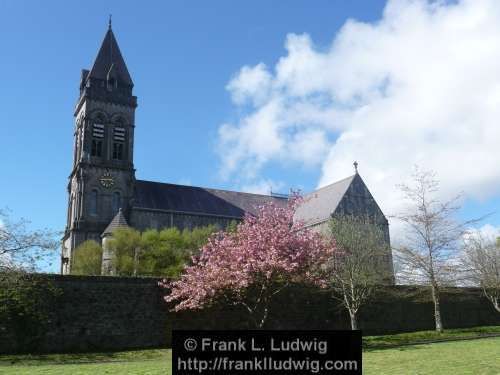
[478,224,500,239]
[226,63,272,106]
[218,98,286,180]
[465,224,500,241]
[239,179,285,195]
[217,0,500,224]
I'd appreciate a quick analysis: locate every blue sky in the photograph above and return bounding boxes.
[1,0,499,272]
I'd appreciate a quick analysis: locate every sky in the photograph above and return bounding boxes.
[1,0,499,273]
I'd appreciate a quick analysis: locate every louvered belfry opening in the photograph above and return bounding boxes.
[112,126,125,160]
[91,123,104,157]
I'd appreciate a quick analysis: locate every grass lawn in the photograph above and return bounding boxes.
[363,325,500,349]
[364,337,500,375]
[1,329,499,374]
[0,349,172,375]
[0,360,171,375]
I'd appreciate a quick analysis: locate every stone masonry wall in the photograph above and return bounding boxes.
[1,274,499,354]
[0,275,170,354]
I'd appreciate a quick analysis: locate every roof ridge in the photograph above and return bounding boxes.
[306,174,356,196]
[294,174,360,226]
[135,179,288,200]
[136,175,358,200]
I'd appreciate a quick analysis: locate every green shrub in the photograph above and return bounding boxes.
[0,272,61,352]
[71,240,103,275]
[110,225,217,278]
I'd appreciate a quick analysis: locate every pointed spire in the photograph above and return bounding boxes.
[108,14,112,30]
[87,24,133,86]
[353,161,359,174]
[101,208,130,237]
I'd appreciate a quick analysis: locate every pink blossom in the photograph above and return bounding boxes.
[162,195,336,325]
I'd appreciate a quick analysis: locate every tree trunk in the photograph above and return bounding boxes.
[257,306,269,329]
[133,247,138,277]
[483,290,500,313]
[349,312,358,330]
[491,296,500,313]
[431,283,443,333]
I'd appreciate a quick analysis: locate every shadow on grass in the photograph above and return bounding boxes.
[363,343,427,352]
[363,326,500,352]
[0,348,170,366]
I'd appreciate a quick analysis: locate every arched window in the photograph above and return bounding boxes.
[89,190,98,216]
[112,192,121,214]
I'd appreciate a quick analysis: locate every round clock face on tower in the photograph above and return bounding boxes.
[99,172,115,188]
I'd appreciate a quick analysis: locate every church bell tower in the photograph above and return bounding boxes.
[61,22,137,274]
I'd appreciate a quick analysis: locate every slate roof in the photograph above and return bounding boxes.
[88,27,133,86]
[133,180,287,218]
[294,174,356,227]
[102,209,130,236]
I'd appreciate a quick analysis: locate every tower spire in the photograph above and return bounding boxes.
[353,161,359,174]
[86,23,133,86]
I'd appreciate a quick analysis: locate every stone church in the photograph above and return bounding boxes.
[61,25,394,279]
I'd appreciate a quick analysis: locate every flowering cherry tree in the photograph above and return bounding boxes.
[163,196,335,328]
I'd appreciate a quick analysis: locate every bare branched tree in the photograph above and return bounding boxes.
[327,215,392,330]
[461,233,500,313]
[0,208,59,272]
[393,168,483,332]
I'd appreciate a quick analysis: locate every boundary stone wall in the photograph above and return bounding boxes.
[1,274,499,353]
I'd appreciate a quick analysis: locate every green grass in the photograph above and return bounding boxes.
[1,328,499,374]
[363,325,500,349]
[0,349,172,375]
[0,360,171,375]
[0,348,169,366]
[364,337,500,375]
